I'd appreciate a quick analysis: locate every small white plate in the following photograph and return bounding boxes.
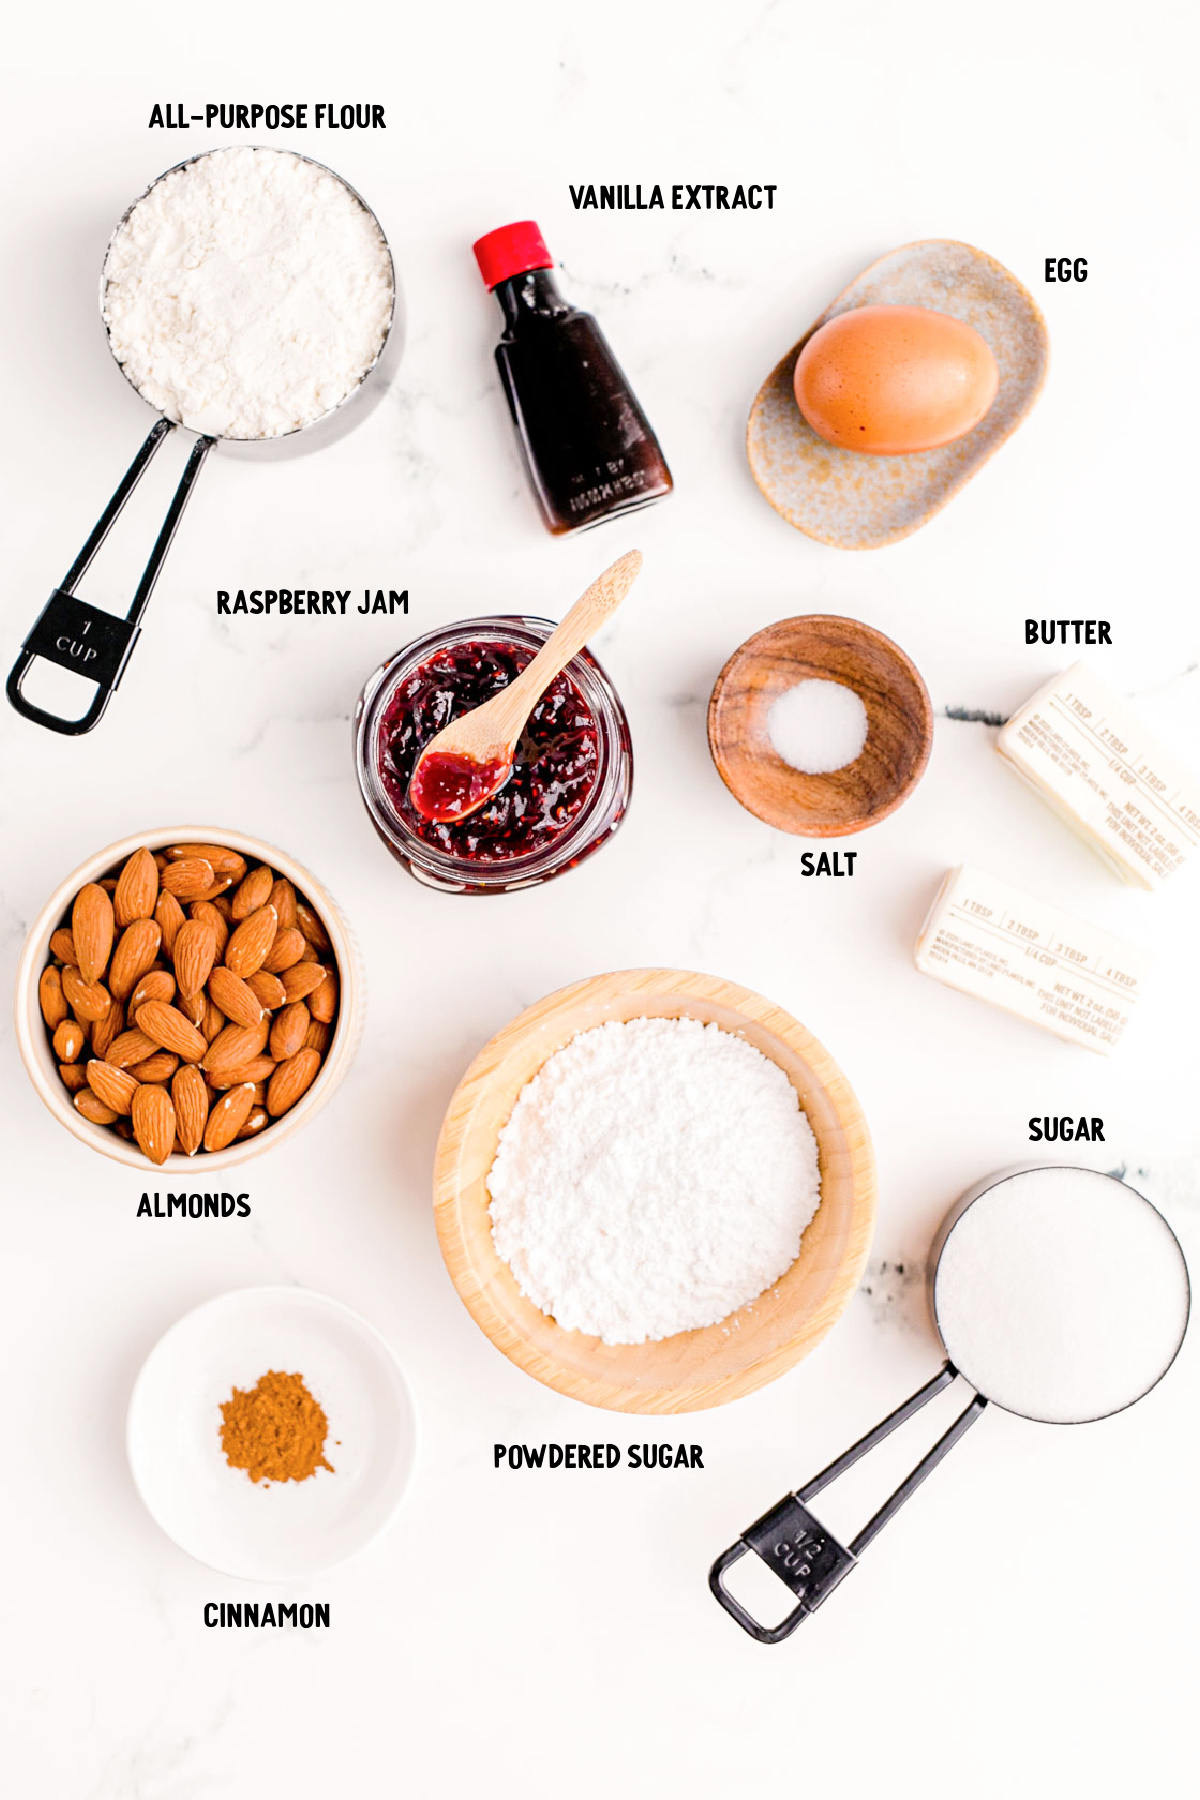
[127,1287,417,1581]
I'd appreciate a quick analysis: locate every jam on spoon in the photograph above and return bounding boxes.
[406,550,642,826]
[408,749,514,823]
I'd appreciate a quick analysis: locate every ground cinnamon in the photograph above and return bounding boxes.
[219,1369,334,1485]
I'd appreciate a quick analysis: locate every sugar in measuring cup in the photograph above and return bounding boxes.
[710,1165,1190,1642]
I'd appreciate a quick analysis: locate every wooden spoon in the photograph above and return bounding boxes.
[408,549,643,823]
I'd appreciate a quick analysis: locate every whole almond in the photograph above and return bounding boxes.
[114,847,158,928]
[303,1019,331,1055]
[267,1048,322,1117]
[132,1084,176,1166]
[204,1082,256,1152]
[39,966,68,1030]
[130,970,176,1012]
[224,904,277,979]
[53,1019,85,1062]
[135,1001,207,1062]
[261,927,305,974]
[75,1089,118,1127]
[231,865,274,920]
[49,928,78,966]
[91,1000,125,1060]
[309,970,338,1025]
[237,1105,270,1142]
[154,890,186,956]
[247,970,287,1011]
[105,1028,159,1069]
[279,962,327,1003]
[202,998,226,1042]
[161,858,214,901]
[270,1001,310,1062]
[172,1064,210,1156]
[129,1051,180,1083]
[72,884,114,983]
[166,843,246,877]
[268,878,298,931]
[211,895,234,922]
[86,1060,138,1115]
[207,965,264,1029]
[295,899,330,952]
[203,1020,270,1081]
[190,899,229,957]
[209,1055,277,1090]
[59,1062,89,1093]
[174,920,218,997]
[62,965,112,1024]
[109,918,163,1001]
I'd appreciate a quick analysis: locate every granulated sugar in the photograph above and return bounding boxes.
[487,1016,822,1345]
[103,147,393,440]
[934,1166,1190,1424]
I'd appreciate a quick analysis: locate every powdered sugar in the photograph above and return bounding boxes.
[487,1016,822,1345]
[103,147,393,440]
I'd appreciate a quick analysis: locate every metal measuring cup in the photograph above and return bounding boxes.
[711,1165,1190,1642]
[7,148,402,736]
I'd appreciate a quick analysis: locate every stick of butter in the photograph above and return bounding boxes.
[996,663,1200,889]
[914,865,1152,1055]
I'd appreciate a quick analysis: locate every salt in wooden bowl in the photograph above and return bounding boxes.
[708,615,933,838]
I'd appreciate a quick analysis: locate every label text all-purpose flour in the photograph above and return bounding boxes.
[486,1017,822,1345]
[103,148,393,440]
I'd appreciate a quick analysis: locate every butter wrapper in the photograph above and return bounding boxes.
[997,663,1200,889]
[915,864,1152,1055]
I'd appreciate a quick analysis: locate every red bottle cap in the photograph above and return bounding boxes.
[473,221,553,290]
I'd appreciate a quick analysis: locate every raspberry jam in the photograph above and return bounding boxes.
[408,750,514,823]
[377,640,602,862]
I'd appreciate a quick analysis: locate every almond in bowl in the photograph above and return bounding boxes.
[15,829,361,1170]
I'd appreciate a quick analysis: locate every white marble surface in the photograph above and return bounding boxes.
[2,4,1198,1795]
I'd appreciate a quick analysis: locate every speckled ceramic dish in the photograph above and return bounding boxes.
[747,240,1049,550]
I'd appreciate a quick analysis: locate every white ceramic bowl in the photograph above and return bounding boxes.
[127,1286,417,1580]
[14,826,363,1171]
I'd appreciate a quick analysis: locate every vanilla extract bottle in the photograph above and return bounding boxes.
[473,220,673,535]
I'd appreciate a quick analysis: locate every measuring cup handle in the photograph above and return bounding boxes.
[6,421,215,735]
[709,1365,988,1643]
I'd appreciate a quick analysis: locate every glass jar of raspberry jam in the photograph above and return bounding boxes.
[355,617,633,893]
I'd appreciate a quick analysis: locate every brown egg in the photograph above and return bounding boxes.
[793,304,999,455]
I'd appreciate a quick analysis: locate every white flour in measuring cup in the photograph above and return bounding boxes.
[934,1166,1189,1424]
[102,147,393,440]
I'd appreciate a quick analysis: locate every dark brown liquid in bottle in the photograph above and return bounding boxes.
[494,269,673,535]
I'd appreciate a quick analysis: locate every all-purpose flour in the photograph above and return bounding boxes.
[103,148,393,440]
[487,1017,822,1345]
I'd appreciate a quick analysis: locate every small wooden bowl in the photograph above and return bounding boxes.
[433,968,876,1414]
[708,616,933,838]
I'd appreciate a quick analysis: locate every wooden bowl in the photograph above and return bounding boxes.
[747,239,1049,549]
[708,616,933,838]
[433,968,876,1414]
